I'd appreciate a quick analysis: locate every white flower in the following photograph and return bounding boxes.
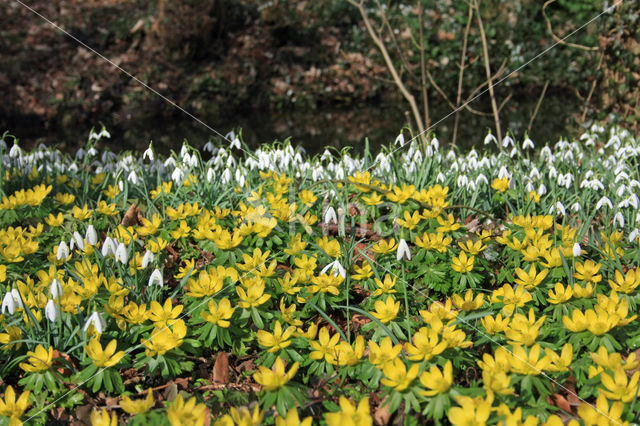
[324,206,338,225]
[394,133,405,146]
[628,229,639,243]
[171,166,184,184]
[141,250,154,269]
[143,144,154,161]
[436,172,446,183]
[84,311,106,334]
[498,166,510,180]
[180,144,189,158]
[596,196,613,210]
[613,212,625,228]
[148,269,163,287]
[230,137,241,150]
[2,292,16,315]
[502,135,514,148]
[50,279,63,299]
[572,243,582,258]
[128,170,139,185]
[571,202,582,212]
[320,260,346,278]
[397,239,412,261]
[115,242,129,265]
[72,231,84,251]
[164,157,177,168]
[555,202,566,216]
[57,241,70,261]
[522,137,534,150]
[221,168,232,184]
[484,133,497,146]
[203,141,215,153]
[430,137,439,150]
[457,175,468,188]
[206,168,215,182]
[101,237,116,257]
[538,184,547,195]
[98,128,110,139]
[118,180,124,191]
[616,184,626,197]
[9,144,21,158]
[87,147,98,157]
[85,225,98,246]
[509,147,518,158]
[45,299,60,322]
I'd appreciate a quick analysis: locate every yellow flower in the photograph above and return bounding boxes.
[414,232,451,253]
[317,236,342,258]
[284,234,308,256]
[45,213,64,227]
[90,408,117,426]
[236,282,271,308]
[361,192,383,206]
[608,268,640,293]
[141,320,187,357]
[333,336,365,366]
[451,251,474,273]
[351,263,373,281]
[458,239,486,255]
[504,308,545,346]
[147,298,184,326]
[53,192,75,205]
[451,289,484,311]
[71,204,92,220]
[396,210,422,230]
[120,389,154,415]
[275,408,313,426]
[513,264,548,290]
[590,346,640,372]
[577,393,628,426]
[0,385,30,421]
[186,270,224,298]
[573,259,602,284]
[372,274,397,296]
[85,338,125,368]
[167,394,208,426]
[482,370,514,395]
[510,344,550,375]
[309,273,343,296]
[298,190,317,207]
[386,184,415,204]
[545,343,574,372]
[599,367,640,402]
[201,298,235,328]
[436,213,460,233]
[96,201,118,216]
[370,296,400,324]
[253,357,299,391]
[348,171,373,192]
[104,185,120,199]
[381,358,419,391]
[217,406,264,426]
[547,282,573,304]
[257,321,296,353]
[171,220,191,240]
[491,284,532,316]
[526,191,541,203]
[448,394,492,426]
[480,314,510,335]
[19,344,53,373]
[419,360,453,396]
[563,309,588,332]
[573,282,594,299]
[138,214,162,237]
[491,177,510,192]
[0,326,23,351]
[371,238,398,255]
[309,327,340,364]
[404,327,447,362]
[324,396,372,426]
[368,337,402,368]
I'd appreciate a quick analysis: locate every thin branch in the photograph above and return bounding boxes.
[542,0,599,51]
[474,0,502,146]
[581,53,604,121]
[452,3,473,147]
[497,91,512,113]
[427,70,493,117]
[528,80,549,133]
[418,0,430,129]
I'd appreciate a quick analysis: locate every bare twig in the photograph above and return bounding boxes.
[498,91,513,113]
[347,0,426,142]
[542,0,599,51]
[581,53,604,121]
[426,70,492,117]
[528,80,549,133]
[417,0,430,129]
[452,3,474,147]
[473,0,502,147]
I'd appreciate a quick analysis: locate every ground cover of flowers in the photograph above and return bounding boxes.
[1,125,640,425]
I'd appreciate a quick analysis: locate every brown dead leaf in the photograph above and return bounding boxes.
[121,204,141,226]
[550,393,572,414]
[212,352,230,384]
[373,396,391,425]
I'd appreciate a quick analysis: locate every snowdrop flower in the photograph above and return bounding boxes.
[115,242,129,265]
[98,128,110,139]
[87,147,98,157]
[57,241,69,261]
[230,137,241,150]
[548,167,557,180]
[629,229,639,243]
[571,202,582,212]
[182,152,192,166]
[572,243,582,258]
[9,144,21,158]
[206,168,215,183]
[537,184,547,195]
[45,299,59,322]
[321,260,346,278]
[180,144,189,158]
[596,196,613,210]
[118,180,124,191]
[148,269,163,287]
[446,150,457,162]
[540,146,553,160]
[75,148,86,160]
[430,137,440,150]
[475,174,488,186]
[436,172,445,183]
[457,175,468,188]
[2,292,16,315]
[502,135,514,148]
[555,202,566,216]
[397,239,412,261]
[171,166,184,184]
[484,132,497,146]
[613,212,625,228]
[522,136,534,150]
[164,157,177,169]
[141,250,155,269]
[50,279,63,299]
[203,140,215,153]
[324,206,338,225]
[628,194,639,209]
[84,311,106,334]
[10,289,23,310]
[221,168,232,184]
[509,147,518,158]
[72,231,84,251]
[141,143,154,161]
[85,225,97,246]
[394,133,405,146]
[101,237,117,257]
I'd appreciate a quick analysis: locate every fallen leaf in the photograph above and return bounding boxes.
[212,352,230,384]
[373,396,391,425]
[121,204,140,226]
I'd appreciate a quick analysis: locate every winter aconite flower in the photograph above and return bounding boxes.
[324,396,372,426]
[19,344,53,373]
[257,322,296,353]
[84,338,125,368]
[167,394,207,426]
[90,408,117,426]
[0,385,30,422]
[419,361,453,396]
[253,357,299,391]
[370,296,400,324]
[120,389,154,415]
[381,358,419,391]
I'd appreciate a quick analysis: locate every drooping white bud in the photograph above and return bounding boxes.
[50,279,63,299]
[397,239,412,261]
[85,225,98,246]
[572,243,582,258]
[57,241,70,260]
[84,311,106,334]
[324,207,338,225]
[141,250,154,269]
[148,268,163,287]
[45,299,60,322]
[115,242,129,265]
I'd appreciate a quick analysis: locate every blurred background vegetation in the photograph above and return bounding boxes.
[0,0,637,153]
